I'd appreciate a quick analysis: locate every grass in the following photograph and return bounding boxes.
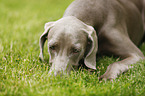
[0,0,145,95]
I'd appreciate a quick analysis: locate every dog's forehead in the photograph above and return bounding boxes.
[49,19,87,39]
[48,28,87,47]
[49,27,86,42]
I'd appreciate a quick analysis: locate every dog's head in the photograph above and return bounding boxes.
[39,16,98,76]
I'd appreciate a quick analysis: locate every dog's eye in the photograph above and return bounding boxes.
[71,48,80,54]
[49,45,56,50]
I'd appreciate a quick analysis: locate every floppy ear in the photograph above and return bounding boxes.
[84,25,98,70]
[39,22,55,61]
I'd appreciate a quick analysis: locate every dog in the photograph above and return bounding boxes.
[39,0,145,80]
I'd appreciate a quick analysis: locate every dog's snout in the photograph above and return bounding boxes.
[48,57,72,76]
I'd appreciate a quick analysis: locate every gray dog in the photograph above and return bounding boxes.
[39,0,145,80]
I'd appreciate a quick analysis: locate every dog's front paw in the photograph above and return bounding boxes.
[99,63,130,81]
[99,63,120,81]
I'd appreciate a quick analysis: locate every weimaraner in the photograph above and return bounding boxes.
[39,0,145,80]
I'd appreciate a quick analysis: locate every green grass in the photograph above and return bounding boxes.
[0,0,145,95]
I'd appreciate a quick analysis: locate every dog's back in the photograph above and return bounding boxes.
[64,0,145,45]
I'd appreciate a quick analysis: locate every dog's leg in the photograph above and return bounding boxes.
[99,29,144,81]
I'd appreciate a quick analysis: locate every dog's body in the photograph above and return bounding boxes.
[39,0,145,80]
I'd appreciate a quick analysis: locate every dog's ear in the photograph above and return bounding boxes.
[39,22,55,61]
[83,25,98,70]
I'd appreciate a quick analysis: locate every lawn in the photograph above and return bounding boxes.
[0,0,145,96]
